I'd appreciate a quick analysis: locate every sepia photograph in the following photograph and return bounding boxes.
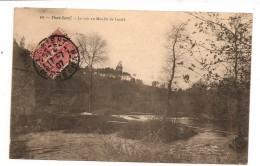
[10,8,252,164]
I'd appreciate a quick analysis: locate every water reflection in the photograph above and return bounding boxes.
[113,115,232,132]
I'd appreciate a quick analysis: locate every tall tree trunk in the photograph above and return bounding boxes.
[163,46,176,120]
[235,90,243,137]
[234,35,243,138]
[89,66,93,112]
[163,80,172,120]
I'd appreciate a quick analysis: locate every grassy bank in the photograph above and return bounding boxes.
[11,113,197,143]
[10,114,199,161]
[118,118,197,143]
[11,131,247,164]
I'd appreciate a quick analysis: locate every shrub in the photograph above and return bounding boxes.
[102,136,192,163]
[229,136,248,152]
[118,118,197,143]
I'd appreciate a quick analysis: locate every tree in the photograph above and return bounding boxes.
[75,33,109,112]
[115,61,123,79]
[187,79,210,118]
[152,81,159,87]
[188,12,252,143]
[19,36,25,48]
[162,23,192,118]
[136,79,143,85]
[160,83,166,89]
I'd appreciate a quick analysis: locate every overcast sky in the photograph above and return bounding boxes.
[14,8,190,85]
[14,8,246,89]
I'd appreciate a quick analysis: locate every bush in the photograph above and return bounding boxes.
[229,136,248,152]
[102,136,193,163]
[118,118,197,143]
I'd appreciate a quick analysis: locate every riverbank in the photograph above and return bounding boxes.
[10,130,247,164]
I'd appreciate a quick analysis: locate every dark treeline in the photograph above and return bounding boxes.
[11,40,249,138]
[90,67,249,135]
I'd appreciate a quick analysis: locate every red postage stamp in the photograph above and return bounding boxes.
[31,28,79,80]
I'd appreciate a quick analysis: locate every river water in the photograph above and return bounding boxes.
[12,114,246,163]
[112,114,246,164]
[113,114,233,133]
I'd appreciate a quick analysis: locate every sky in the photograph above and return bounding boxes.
[14,8,190,85]
[13,8,249,88]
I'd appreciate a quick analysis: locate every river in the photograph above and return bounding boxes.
[112,114,233,133]
[111,114,246,163]
[11,114,247,163]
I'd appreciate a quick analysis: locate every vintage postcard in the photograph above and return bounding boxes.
[10,8,252,164]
